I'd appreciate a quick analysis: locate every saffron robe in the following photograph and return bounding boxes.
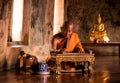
[53,33,84,53]
[65,33,84,52]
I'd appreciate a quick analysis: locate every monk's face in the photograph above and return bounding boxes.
[62,24,73,38]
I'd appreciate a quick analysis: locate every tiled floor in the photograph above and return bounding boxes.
[0,55,120,83]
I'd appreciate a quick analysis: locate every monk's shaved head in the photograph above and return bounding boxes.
[61,21,73,30]
[61,21,74,38]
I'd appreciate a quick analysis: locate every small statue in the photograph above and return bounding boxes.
[89,14,110,43]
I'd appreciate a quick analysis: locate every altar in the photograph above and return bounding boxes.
[51,53,95,74]
[82,42,120,57]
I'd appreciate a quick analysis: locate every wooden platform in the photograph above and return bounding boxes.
[1,55,120,83]
[82,42,120,57]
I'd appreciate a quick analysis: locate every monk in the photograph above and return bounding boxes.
[51,21,85,71]
[52,21,84,53]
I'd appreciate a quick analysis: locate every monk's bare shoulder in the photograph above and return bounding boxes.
[52,33,62,44]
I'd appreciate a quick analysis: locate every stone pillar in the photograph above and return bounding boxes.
[53,0,64,35]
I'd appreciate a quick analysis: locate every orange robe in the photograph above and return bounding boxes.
[65,33,84,52]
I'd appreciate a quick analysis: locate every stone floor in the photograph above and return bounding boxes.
[0,55,120,83]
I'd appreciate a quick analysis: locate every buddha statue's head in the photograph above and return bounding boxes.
[97,14,102,24]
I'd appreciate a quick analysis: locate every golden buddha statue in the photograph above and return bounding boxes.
[89,14,110,43]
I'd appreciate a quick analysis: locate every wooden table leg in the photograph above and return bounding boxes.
[89,61,94,74]
[84,61,89,74]
[118,46,120,58]
[55,60,61,74]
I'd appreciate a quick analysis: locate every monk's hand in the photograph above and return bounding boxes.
[60,48,67,53]
[78,50,85,53]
